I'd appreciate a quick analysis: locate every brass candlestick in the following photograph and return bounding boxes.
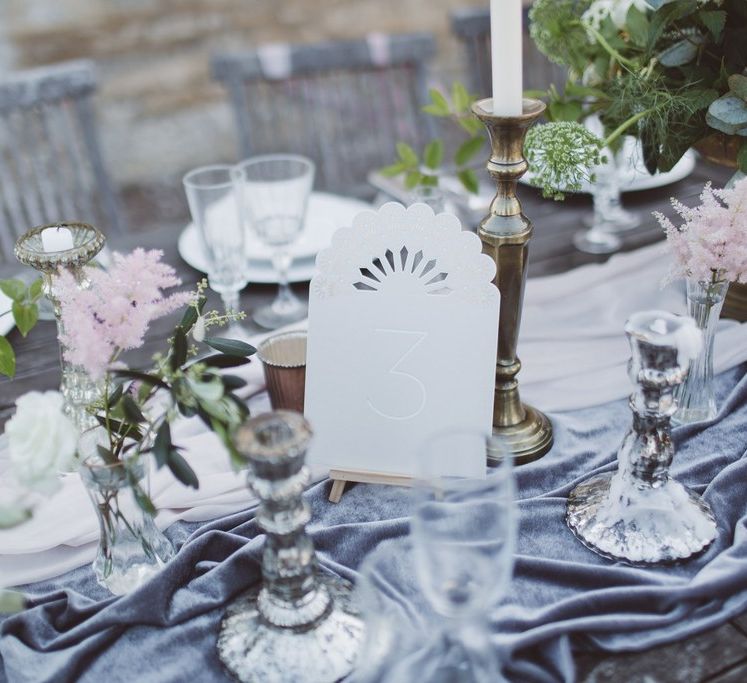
[473,98,553,465]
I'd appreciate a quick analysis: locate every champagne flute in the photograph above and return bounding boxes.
[233,154,314,330]
[182,165,248,334]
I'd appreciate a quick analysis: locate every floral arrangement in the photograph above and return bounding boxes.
[526,0,747,196]
[53,250,253,507]
[0,278,43,378]
[656,175,747,284]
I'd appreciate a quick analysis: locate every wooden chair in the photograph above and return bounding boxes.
[0,59,122,261]
[212,33,437,199]
[450,6,567,99]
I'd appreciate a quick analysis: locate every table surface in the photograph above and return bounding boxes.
[2,159,746,682]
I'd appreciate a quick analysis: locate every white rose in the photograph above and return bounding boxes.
[6,391,78,494]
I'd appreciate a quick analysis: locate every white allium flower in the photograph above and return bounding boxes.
[6,391,78,493]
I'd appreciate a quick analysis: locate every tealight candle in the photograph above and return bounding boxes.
[490,0,523,117]
[41,226,75,253]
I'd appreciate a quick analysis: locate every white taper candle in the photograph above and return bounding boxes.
[490,0,524,116]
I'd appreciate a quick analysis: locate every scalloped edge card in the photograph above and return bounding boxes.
[304,202,500,479]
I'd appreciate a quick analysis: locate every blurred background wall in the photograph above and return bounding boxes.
[0,0,474,191]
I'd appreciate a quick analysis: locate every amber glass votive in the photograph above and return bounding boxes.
[257,331,307,413]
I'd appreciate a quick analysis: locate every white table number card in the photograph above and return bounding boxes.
[304,202,500,479]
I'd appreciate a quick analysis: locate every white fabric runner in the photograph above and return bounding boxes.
[2,242,747,585]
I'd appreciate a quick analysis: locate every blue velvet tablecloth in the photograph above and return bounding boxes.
[2,367,747,683]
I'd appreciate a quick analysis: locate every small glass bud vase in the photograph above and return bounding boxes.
[14,223,106,432]
[674,278,729,425]
[217,411,364,683]
[566,310,717,565]
[80,455,174,596]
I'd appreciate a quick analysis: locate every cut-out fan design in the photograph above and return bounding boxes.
[352,246,451,295]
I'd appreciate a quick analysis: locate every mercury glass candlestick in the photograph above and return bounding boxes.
[566,310,717,565]
[472,97,553,465]
[217,411,364,683]
[14,222,106,431]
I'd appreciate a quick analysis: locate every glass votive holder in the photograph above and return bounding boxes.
[257,331,307,413]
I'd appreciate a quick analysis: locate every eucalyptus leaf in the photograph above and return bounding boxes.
[425,88,450,116]
[707,95,747,136]
[380,162,406,177]
[396,142,418,166]
[0,279,26,302]
[221,374,248,391]
[130,481,157,516]
[203,337,256,357]
[200,354,251,369]
[728,74,747,102]
[658,38,699,68]
[107,382,124,408]
[95,416,143,441]
[114,370,168,389]
[12,302,38,337]
[0,336,15,378]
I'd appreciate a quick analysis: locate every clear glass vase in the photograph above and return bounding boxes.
[674,278,729,425]
[80,457,174,595]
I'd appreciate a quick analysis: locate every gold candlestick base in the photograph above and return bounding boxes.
[473,98,553,465]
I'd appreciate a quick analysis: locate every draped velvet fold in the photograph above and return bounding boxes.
[2,367,747,683]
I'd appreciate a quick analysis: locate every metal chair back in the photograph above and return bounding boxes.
[212,34,436,198]
[0,59,122,261]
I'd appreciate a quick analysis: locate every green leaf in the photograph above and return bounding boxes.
[548,100,583,123]
[113,370,169,389]
[200,354,252,369]
[12,302,38,337]
[130,482,157,516]
[380,162,406,177]
[96,444,118,465]
[153,421,172,468]
[396,142,418,166]
[404,171,423,190]
[171,326,187,371]
[203,337,257,357]
[425,88,450,116]
[423,140,444,170]
[626,5,649,48]
[95,416,143,441]
[455,136,485,167]
[563,82,608,101]
[121,394,146,424]
[168,450,199,489]
[700,10,727,42]
[28,278,43,302]
[0,279,26,302]
[0,504,31,530]
[457,169,479,194]
[0,336,15,378]
[221,374,248,391]
[457,117,484,136]
[0,590,26,613]
[421,174,438,187]
[451,81,471,112]
[106,382,124,408]
[187,376,225,402]
[739,142,747,174]
[728,74,747,102]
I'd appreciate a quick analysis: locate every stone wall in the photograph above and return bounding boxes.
[1,0,480,188]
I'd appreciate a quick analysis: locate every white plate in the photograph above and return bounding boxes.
[179,191,369,274]
[0,290,12,336]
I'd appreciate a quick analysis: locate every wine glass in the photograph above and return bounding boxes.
[182,165,248,335]
[233,154,315,329]
[410,429,516,682]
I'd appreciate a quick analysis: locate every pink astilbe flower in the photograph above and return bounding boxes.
[55,249,192,379]
[655,176,747,285]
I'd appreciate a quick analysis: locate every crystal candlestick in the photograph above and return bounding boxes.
[217,411,364,683]
[15,222,106,432]
[566,310,717,565]
[472,98,553,465]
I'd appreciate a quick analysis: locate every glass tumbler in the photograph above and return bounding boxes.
[183,165,248,333]
[234,155,315,330]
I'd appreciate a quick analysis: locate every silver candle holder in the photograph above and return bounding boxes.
[14,222,106,431]
[567,310,717,565]
[217,411,364,683]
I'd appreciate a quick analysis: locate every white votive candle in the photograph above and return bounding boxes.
[41,226,74,252]
[490,0,523,116]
